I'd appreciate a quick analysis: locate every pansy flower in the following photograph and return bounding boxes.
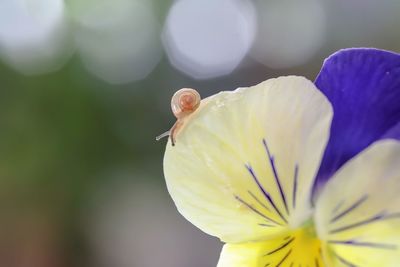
[162,48,400,266]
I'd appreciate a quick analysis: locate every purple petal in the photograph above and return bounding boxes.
[382,121,400,139]
[314,48,400,188]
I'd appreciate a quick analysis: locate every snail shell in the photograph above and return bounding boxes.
[171,88,201,119]
[156,88,201,146]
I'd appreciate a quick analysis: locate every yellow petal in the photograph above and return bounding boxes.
[164,76,333,243]
[217,228,324,267]
[315,140,400,267]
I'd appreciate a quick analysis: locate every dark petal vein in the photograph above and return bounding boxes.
[328,240,397,250]
[330,195,368,223]
[245,164,287,224]
[263,139,289,215]
[258,223,276,227]
[331,200,345,215]
[234,195,282,226]
[276,249,292,267]
[292,164,299,209]
[315,257,320,267]
[248,190,271,211]
[329,212,400,234]
[265,237,295,256]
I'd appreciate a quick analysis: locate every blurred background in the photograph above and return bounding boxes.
[0,0,399,266]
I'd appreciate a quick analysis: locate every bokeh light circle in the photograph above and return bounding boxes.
[0,0,72,75]
[163,0,256,80]
[251,0,327,69]
[70,0,163,84]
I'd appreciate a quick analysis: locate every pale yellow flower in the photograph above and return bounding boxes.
[163,76,400,266]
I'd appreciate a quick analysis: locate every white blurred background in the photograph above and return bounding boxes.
[2,0,399,83]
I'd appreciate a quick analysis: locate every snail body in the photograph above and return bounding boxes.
[156,88,201,146]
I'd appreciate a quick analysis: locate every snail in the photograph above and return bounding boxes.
[156,88,201,146]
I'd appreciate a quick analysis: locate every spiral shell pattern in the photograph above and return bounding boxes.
[171,88,201,119]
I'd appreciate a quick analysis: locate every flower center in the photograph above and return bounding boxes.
[301,218,318,239]
[261,220,324,266]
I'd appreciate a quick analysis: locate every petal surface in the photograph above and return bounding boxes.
[217,230,323,267]
[164,76,332,243]
[315,48,400,188]
[315,140,400,267]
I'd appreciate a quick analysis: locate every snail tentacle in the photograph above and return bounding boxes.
[156,131,171,141]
